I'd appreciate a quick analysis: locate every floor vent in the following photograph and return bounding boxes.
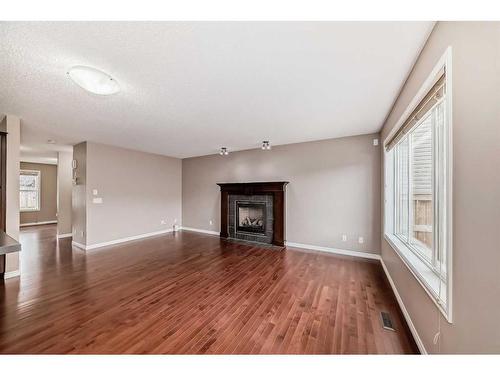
[380,311,395,331]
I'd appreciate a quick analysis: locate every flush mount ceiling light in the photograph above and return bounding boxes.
[67,66,120,95]
[261,141,271,150]
[219,147,229,156]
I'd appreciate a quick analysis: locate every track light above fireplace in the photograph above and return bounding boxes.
[219,147,229,156]
[261,141,271,150]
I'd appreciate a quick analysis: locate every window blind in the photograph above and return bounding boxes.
[385,71,445,152]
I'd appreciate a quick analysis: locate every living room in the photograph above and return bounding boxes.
[1,1,499,372]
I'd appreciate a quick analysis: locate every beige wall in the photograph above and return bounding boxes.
[84,142,182,246]
[0,115,20,274]
[57,151,73,236]
[72,142,87,245]
[182,133,381,254]
[380,22,500,353]
[20,162,57,225]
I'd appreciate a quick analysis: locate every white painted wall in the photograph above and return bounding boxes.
[57,151,73,237]
[0,115,20,274]
[72,142,182,248]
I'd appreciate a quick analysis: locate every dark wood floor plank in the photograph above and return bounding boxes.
[0,224,418,354]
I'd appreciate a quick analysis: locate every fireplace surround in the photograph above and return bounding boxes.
[217,182,288,246]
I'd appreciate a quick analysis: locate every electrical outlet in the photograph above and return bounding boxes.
[209,220,213,226]
[342,234,347,242]
[373,139,379,146]
[160,220,166,225]
[358,236,364,244]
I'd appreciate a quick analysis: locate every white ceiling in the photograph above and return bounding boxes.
[0,22,434,159]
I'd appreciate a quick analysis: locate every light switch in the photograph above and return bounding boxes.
[92,197,103,204]
[92,189,98,196]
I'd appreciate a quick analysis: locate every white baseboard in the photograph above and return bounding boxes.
[178,230,380,261]
[71,240,86,250]
[3,269,20,279]
[180,226,220,236]
[64,225,424,353]
[72,228,174,251]
[20,220,57,227]
[57,233,72,239]
[380,259,427,354]
[286,241,381,261]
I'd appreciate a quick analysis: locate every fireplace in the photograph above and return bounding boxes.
[217,182,288,246]
[236,202,266,234]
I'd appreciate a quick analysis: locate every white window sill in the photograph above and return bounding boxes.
[384,233,451,322]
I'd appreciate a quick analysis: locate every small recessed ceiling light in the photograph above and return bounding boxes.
[67,65,120,95]
[219,147,229,156]
[47,139,56,144]
[261,141,271,150]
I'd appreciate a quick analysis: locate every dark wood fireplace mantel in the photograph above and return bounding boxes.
[217,182,288,246]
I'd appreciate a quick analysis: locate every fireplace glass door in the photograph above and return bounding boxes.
[236,202,266,234]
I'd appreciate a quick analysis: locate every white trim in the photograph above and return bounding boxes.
[385,233,449,320]
[20,169,41,212]
[384,46,452,148]
[443,46,454,324]
[57,233,72,239]
[179,230,381,262]
[180,226,220,236]
[3,269,20,279]
[20,156,58,165]
[71,240,86,250]
[285,241,381,260]
[20,220,57,227]
[72,229,174,251]
[383,46,453,323]
[380,259,427,354]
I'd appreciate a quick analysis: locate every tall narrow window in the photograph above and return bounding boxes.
[409,115,433,263]
[384,54,452,321]
[20,170,41,212]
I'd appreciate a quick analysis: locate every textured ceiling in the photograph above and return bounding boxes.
[0,22,433,159]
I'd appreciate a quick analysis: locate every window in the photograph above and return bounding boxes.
[20,170,41,212]
[384,50,452,322]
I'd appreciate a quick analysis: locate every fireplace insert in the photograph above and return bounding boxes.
[236,202,266,234]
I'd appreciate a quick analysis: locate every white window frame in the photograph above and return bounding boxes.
[20,169,41,212]
[383,47,453,322]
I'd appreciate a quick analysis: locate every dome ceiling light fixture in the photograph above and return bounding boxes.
[261,141,271,150]
[67,65,120,95]
[219,147,229,156]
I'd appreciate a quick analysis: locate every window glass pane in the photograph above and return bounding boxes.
[20,171,40,211]
[20,191,39,210]
[385,68,450,319]
[394,137,409,240]
[20,174,38,191]
[410,115,433,262]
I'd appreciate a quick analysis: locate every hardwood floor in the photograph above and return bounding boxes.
[0,225,418,354]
